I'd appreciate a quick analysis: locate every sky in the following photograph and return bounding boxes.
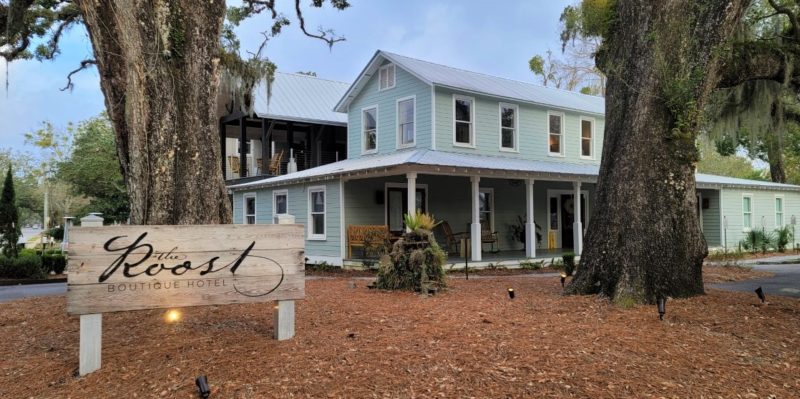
[0,0,571,152]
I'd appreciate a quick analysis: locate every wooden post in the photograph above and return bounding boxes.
[273,300,295,340]
[261,118,269,175]
[239,117,247,178]
[79,313,102,375]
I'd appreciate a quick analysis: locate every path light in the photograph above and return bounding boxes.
[195,375,211,398]
[657,297,666,321]
[560,272,567,288]
[755,286,766,303]
[164,309,181,323]
[507,288,515,299]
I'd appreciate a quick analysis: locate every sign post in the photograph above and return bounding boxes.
[68,223,305,376]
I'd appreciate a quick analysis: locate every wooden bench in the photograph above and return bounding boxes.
[347,225,390,259]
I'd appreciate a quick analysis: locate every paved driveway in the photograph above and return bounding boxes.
[0,283,66,303]
[711,263,800,298]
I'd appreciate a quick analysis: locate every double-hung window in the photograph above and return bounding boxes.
[379,64,395,90]
[243,194,256,225]
[499,103,517,151]
[454,96,474,146]
[362,107,377,153]
[742,195,753,230]
[397,97,415,147]
[776,196,784,227]
[273,190,288,218]
[581,117,594,158]
[548,112,564,156]
[308,186,326,240]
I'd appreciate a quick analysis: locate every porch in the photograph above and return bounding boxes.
[343,248,575,269]
[341,172,595,266]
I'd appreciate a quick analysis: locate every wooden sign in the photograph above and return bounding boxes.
[67,224,305,315]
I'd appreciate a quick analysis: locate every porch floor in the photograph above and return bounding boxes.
[344,248,575,269]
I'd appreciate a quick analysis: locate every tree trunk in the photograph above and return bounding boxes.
[76,0,231,224]
[566,1,750,304]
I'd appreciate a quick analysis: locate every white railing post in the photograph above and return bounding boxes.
[273,214,296,340]
[573,182,583,256]
[525,179,536,258]
[470,176,482,262]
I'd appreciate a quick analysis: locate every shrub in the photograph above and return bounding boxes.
[376,228,447,292]
[774,225,793,252]
[562,252,576,276]
[42,252,67,274]
[0,253,45,279]
[48,226,64,241]
[519,259,544,270]
[740,230,774,254]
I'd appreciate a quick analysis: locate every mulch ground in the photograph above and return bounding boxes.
[1,269,798,398]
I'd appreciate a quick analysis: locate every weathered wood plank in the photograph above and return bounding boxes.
[66,224,306,315]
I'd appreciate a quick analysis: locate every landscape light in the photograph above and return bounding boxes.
[657,297,666,321]
[195,375,211,398]
[755,286,766,303]
[560,272,567,288]
[507,288,515,299]
[164,309,181,323]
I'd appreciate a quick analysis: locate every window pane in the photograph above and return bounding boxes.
[312,191,325,213]
[549,114,562,134]
[501,106,514,128]
[744,214,752,228]
[582,138,592,157]
[312,214,325,235]
[776,198,783,212]
[387,65,395,87]
[743,197,751,212]
[549,134,561,153]
[364,108,376,130]
[366,130,376,150]
[456,121,471,143]
[276,195,287,214]
[399,100,413,123]
[502,128,514,148]
[550,197,558,230]
[479,192,490,212]
[582,120,592,139]
[455,99,471,122]
[246,197,256,215]
[401,123,414,144]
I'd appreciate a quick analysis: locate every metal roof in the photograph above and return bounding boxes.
[229,149,800,192]
[335,50,605,115]
[254,72,349,126]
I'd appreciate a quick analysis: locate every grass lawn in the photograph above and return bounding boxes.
[0,267,797,398]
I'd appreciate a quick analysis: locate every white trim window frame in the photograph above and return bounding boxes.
[361,106,378,154]
[548,111,565,157]
[499,103,518,152]
[308,186,327,240]
[243,193,257,225]
[579,116,595,159]
[273,189,289,219]
[775,195,785,227]
[378,64,395,91]
[396,96,416,148]
[742,194,753,231]
[453,94,476,148]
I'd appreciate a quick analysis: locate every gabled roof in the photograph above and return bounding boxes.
[254,72,350,126]
[228,149,800,192]
[334,50,605,115]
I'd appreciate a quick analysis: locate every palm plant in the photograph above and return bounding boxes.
[774,225,793,252]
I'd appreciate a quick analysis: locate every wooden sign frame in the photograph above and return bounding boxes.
[67,224,305,375]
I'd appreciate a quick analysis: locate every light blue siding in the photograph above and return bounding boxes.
[232,180,342,263]
[347,61,432,158]
[699,189,721,247]
[434,87,605,165]
[719,188,800,248]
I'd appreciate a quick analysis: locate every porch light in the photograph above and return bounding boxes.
[196,375,211,398]
[657,297,666,321]
[164,309,181,323]
[507,288,515,299]
[755,286,766,303]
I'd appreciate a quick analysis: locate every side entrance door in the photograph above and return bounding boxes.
[386,188,427,235]
[560,194,586,250]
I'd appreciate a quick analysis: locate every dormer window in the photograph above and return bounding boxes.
[379,64,395,90]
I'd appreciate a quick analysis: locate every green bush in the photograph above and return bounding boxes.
[519,259,544,270]
[48,226,64,241]
[774,226,793,252]
[376,229,447,292]
[42,253,67,274]
[562,252,576,276]
[0,253,45,279]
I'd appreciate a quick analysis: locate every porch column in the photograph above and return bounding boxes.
[261,118,269,175]
[406,172,417,232]
[471,176,482,262]
[239,116,247,178]
[525,178,536,258]
[573,181,583,256]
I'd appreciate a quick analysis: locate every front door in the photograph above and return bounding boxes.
[560,194,586,249]
[386,187,427,234]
